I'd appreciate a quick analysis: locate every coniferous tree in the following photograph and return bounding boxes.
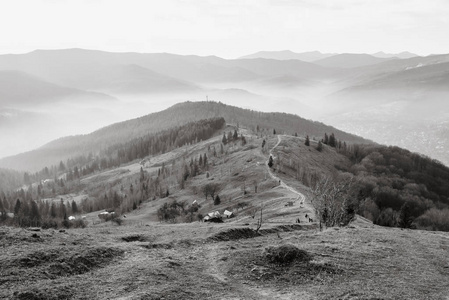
[0,198,6,220]
[329,133,336,148]
[14,199,21,215]
[305,135,310,146]
[214,194,221,205]
[324,133,329,145]
[222,133,227,145]
[273,129,277,135]
[268,156,274,168]
[233,129,238,140]
[140,167,145,183]
[71,200,78,214]
[316,141,323,152]
[30,200,41,225]
[50,202,57,218]
[59,161,66,172]
[203,153,208,167]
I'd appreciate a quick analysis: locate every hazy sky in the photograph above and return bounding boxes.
[1,0,448,58]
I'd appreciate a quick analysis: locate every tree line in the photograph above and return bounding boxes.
[0,117,226,228]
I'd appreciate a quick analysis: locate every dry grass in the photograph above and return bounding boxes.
[2,134,449,299]
[2,221,449,299]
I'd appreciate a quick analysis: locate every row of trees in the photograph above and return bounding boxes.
[0,197,83,228]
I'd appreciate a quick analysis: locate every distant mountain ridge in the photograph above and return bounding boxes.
[0,70,114,106]
[0,101,372,172]
[239,50,336,62]
[313,53,396,68]
[371,51,418,59]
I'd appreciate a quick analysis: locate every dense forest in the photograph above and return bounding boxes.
[0,168,23,192]
[0,101,371,171]
[276,133,449,231]
[342,144,449,231]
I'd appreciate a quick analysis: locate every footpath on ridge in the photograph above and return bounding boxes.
[265,134,313,215]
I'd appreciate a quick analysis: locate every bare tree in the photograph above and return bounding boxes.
[255,202,264,233]
[202,183,221,201]
[309,175,357,231]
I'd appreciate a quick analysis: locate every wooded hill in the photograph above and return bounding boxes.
[275,136,449,231]
[0,101,371,172]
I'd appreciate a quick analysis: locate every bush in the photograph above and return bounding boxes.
[41,219,59,229]
[265,244,311,264]
[72,219,87,228]
[111,216,123,226]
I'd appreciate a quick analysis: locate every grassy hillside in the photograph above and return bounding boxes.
[1,129,449,299]
[0,101,370,172]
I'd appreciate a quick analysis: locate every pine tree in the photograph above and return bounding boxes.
[140,167,145,183]
[214,194,221,205]
[203,153,208,167]
[233,129,238,140]
[62,212,70,228]
[329,133,336,148]
[273,129,277,135]
[14,199,21,215]
[59,161,66,172]
[30,200,41,225]
[316,141,323,152]
[268,156,274,168]
[71,200,78,214]
[50,202,57,218]
[199,155,203,167]
[323,133,329,145]
[222,133,227,145]
[305,135,310,146]
[0,198,5,220]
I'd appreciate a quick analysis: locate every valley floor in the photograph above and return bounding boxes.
[1,218,449,300]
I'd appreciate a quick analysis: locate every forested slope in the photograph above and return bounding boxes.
[0,101,370,172]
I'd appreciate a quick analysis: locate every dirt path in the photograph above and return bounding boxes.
[203,241,309,300]
[266,135,310,211]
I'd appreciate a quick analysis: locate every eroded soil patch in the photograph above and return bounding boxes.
[228,244,343,286]
[3,246,124,283]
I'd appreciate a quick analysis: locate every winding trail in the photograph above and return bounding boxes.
[266,135,310,211]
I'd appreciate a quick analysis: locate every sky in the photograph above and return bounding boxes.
[0,0,448,58]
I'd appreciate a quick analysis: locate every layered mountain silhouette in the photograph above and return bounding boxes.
[371,51,418,59]
[1,48,448,166]
[239,50,336,62]
[0,101,371,171]
[0,70,113,107]
[312,53,395,68]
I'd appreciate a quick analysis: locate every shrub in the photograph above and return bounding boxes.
[72,219,87,228]
[265,244,311,264]
[41,219,59,229]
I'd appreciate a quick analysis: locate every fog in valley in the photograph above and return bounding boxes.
[1,49,448,167]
